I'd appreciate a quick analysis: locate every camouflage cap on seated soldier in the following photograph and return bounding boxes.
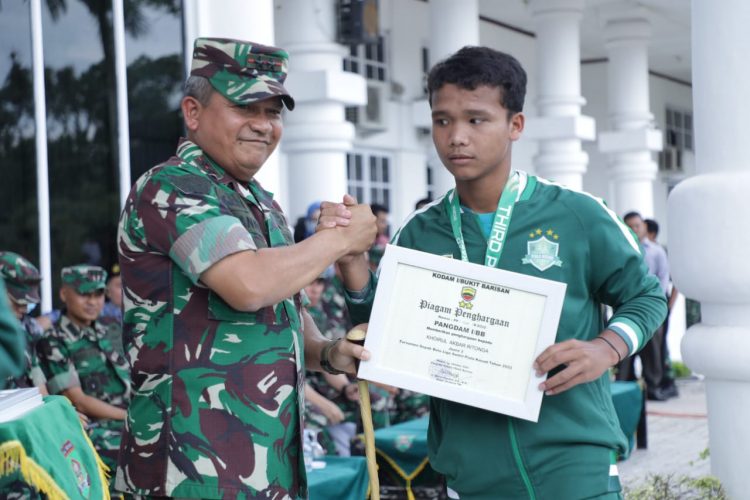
[0,251,42,305]
[190,37,295,110]
[61,265,107,294]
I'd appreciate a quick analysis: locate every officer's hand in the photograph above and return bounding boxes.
[317,194,357,230]
[533,337,617,395]
[329,323,371,375]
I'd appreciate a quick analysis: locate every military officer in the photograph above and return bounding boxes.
[115,37,375,498]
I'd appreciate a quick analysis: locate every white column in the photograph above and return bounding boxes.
[670,1,750,497]
[30,0,52,312]
[598,8,662,216]
[274,0,366,222]
[525,0,595,190]
[427,0,479,197]
[182,0,287,208]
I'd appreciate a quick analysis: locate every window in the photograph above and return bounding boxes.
[343,37,387,82]
[347,151,391,209]
[659,107,693,172]
[344,37,388,129]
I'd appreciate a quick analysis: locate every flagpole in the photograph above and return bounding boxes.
[30,0,52,312]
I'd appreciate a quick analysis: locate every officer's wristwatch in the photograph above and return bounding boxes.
[320,338,346,375]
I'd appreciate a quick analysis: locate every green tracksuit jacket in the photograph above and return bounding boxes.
[348,173,667,499]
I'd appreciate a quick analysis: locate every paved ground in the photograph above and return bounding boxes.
[618,377,711,491]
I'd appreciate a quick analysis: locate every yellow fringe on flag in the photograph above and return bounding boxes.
[0,440,68,500]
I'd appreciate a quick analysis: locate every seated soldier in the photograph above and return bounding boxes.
[0,251,48,394]
[36,265,131,484]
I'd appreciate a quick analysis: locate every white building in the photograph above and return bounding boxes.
[8,0,749,496]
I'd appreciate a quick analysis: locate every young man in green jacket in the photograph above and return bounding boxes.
[321,46,667,499]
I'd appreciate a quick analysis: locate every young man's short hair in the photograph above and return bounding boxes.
[645,218,659,236]
[427,46,527,115]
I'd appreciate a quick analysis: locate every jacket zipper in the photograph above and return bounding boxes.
[508,418,536,500]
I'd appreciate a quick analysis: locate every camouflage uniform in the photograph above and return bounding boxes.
[116,38,306,499]
[36,265,131,478]
[0,252,48,390]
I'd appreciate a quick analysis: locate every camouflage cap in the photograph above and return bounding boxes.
[61,265,107,294]
[0,251,41,305]
[190,37,295,110]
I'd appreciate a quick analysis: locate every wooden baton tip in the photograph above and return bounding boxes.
[345,328,367,344]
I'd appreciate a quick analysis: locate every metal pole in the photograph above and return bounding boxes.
[30,0,52,312]
[113,0,132,208]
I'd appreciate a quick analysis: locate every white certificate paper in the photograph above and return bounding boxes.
[358,245,567,422]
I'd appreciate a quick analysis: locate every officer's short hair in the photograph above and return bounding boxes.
[184,75,215,106]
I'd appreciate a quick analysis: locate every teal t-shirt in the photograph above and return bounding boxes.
[461,206,495,239]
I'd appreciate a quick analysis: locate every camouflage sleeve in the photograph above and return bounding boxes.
[122,168,257,285]
[36,336,80,394]
[170,215,256,284]
[27,347,47,387]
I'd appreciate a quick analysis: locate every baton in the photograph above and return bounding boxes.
[346,328,380,500]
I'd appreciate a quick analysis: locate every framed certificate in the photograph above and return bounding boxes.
[358,245,567,422]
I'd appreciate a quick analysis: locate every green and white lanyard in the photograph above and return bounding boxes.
[446,171,523,268]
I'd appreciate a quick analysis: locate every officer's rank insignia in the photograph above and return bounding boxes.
[459,286,476,309]
[522,228,562,272]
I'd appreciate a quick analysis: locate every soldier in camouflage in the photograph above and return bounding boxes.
[36,264,131,491]
[116,37,376,499]
[0,252,49,393]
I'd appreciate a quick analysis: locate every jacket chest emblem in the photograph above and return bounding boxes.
[522,228,562,272]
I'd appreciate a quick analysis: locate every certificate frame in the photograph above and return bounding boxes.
[358,245,567,422]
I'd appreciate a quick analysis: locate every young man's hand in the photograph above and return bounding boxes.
[533,330,625,395]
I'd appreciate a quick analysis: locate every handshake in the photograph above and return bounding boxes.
[316,194,379,259]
